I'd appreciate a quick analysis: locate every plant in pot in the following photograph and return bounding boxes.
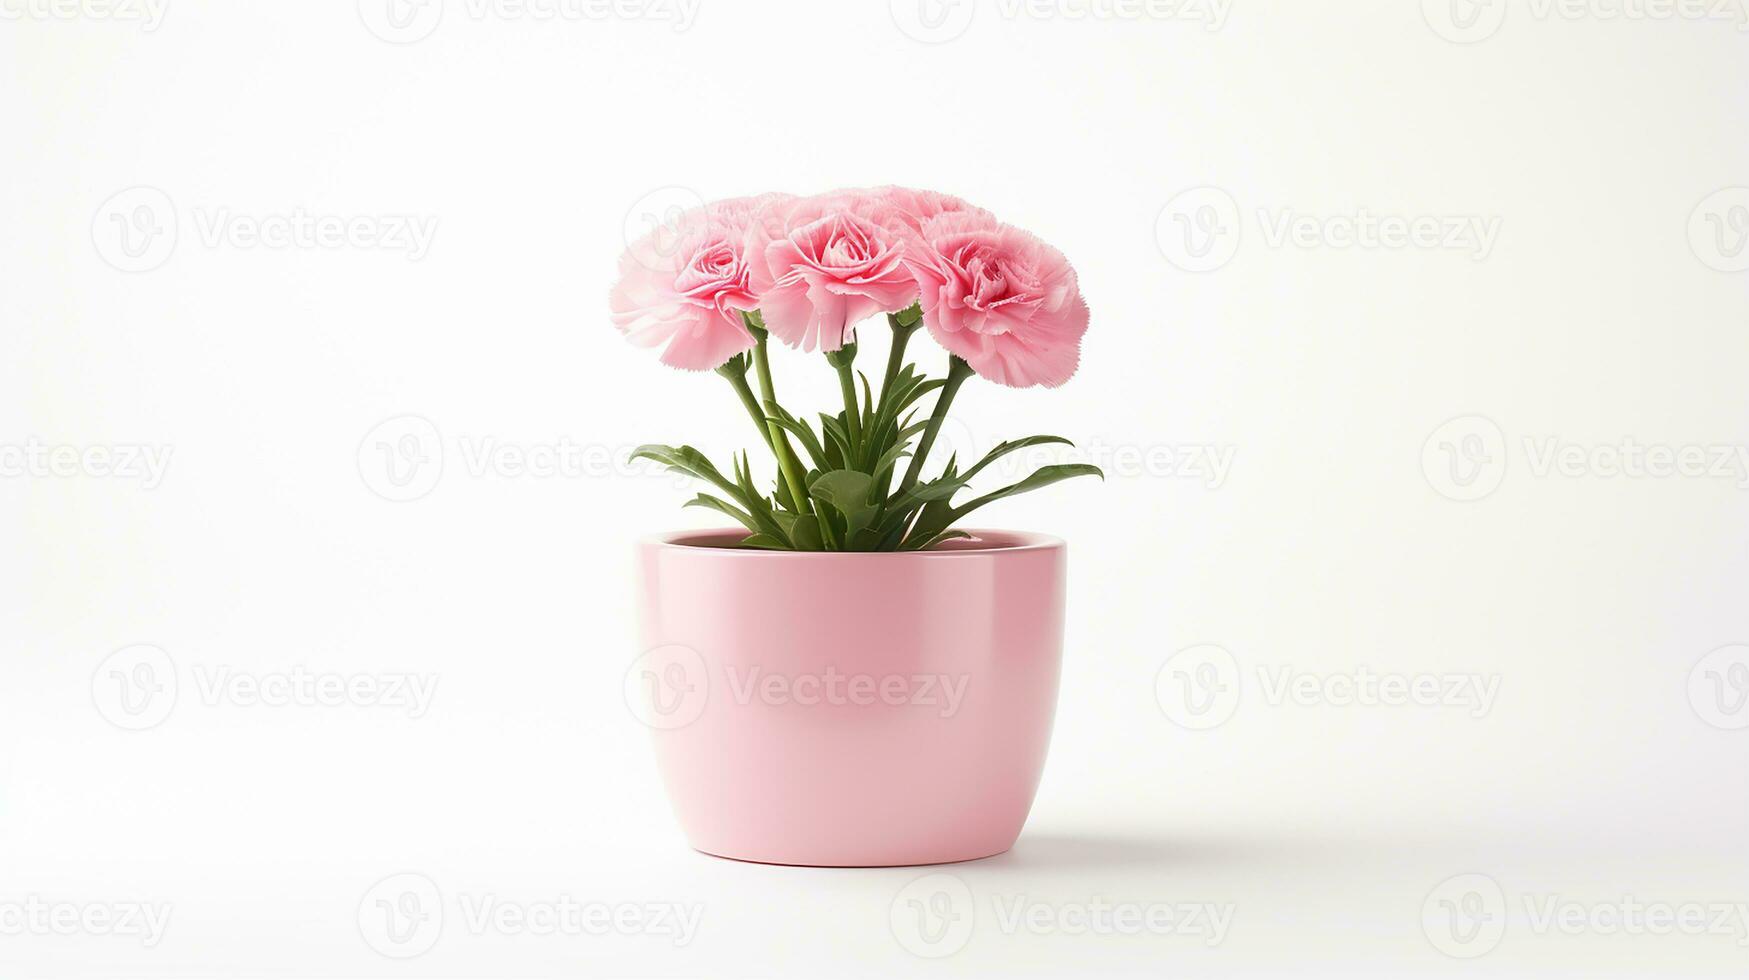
[611,186,1098,866]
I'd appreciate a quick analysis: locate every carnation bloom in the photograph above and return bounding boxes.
[872,185,994,239]
[904,212,1089,388]
[743,191,918,352]
[609,196,778,371]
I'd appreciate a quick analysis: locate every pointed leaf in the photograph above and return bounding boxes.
[950,464,1105,521]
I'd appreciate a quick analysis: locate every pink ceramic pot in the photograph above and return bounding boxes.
[633,528,1066,867]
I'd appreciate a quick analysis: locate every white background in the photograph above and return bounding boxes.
[3,0,1748,976]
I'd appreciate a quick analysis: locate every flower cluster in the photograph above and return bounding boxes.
[610,186,1099,551]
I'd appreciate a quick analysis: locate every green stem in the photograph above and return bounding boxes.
[834,359,862,456]
[880,313,920,404]
[752,330,812,515]
[895,354,974,497]
[718,366,774,453]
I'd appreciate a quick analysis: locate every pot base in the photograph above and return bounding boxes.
[691,844,1014,869]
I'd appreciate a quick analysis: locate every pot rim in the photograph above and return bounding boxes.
[643,527,1065,557]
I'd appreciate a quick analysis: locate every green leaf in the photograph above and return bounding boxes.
[684,493,757,533]
[869,443,913,485]
[949,463,1105,522]
[904,528,974,551]
[739,533,789,550]
[961,435,1073,482]
[765,411,830,473]
[631,444,740,499]
[819,413,852,467]
[790,514,824,551]
[809,469,878,540]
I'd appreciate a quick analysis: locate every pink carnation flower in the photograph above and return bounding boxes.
[904,212,1089,388]
[872,185,994,239]
[609,196,778,371]
[743,191,919,352]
